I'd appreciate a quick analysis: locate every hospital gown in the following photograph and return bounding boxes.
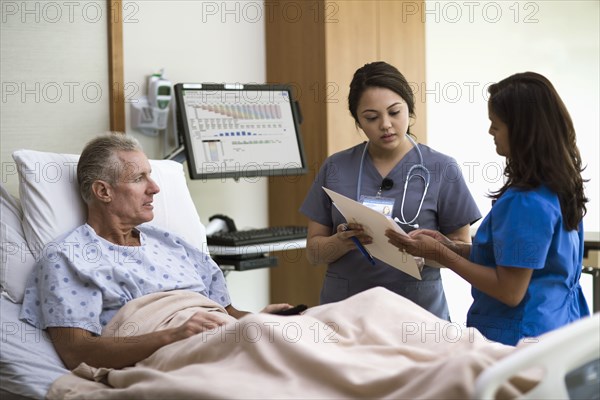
[20,224,230,335]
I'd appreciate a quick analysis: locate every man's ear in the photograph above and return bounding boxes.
[91,180,112,203]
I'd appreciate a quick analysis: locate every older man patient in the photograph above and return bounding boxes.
[20,133,291,370]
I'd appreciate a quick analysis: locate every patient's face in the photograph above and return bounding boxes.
[108,150,160,226]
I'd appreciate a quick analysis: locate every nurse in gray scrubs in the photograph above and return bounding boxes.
[300,61,481,320]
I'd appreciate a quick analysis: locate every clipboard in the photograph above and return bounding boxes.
[323,187,421,280]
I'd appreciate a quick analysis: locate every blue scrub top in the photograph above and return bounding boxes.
[301,142,481,319]
[467,186,590,345]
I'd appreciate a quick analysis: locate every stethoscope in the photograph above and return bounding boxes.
[356,134,430,229]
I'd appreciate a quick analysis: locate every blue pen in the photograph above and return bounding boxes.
[343,224,376,265]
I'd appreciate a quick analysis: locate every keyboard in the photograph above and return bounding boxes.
[207,226,308,246]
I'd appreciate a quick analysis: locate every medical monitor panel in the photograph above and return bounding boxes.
[174,83,307,180]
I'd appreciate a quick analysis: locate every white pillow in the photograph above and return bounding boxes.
[10,149,208,297]
[0,185,37,303]
[0,294,69,398]
[13,151,85,257]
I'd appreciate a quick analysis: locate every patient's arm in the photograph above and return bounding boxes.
[48,310,227,370]
[226,303,293,318]
[225,305,250,319]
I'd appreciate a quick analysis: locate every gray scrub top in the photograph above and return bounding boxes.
[300,142,481,319]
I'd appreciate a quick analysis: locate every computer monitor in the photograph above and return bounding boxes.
[174,83,307,180]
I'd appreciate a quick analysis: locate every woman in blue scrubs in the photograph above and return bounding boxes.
[300,62,481,319]
[386,72,590,345]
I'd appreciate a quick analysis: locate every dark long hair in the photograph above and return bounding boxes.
[348,61,416,134]
[488,72,588,231]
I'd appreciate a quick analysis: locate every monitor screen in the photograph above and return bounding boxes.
[174,83,307,180]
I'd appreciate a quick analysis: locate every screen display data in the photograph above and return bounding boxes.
[177,84,306,180]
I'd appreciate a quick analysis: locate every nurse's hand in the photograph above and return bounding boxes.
[336,223,372,249]
[409,229,457,249]
[385,228,448,263]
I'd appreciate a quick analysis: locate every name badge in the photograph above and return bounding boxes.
[359,195,395,217]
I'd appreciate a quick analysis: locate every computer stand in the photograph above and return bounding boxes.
[209,239,307,276]
[214,254,279,275]
[164,145,186,163]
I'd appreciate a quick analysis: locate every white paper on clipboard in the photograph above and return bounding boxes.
[323,187,421,280]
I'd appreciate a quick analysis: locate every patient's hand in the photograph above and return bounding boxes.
[261,303,293,314]
[173,311,227,340]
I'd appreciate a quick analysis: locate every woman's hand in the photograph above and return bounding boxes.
[335,223,372,248]
[385,229,430,257]
[385,228,454,264]
[306,220,372,265]
[409,229,458,250]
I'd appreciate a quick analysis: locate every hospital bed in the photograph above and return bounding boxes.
[1,149,598,399]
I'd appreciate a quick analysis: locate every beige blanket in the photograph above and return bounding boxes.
[47,287,535,399]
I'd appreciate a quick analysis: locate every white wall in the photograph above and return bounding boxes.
[122,0,270,312]
[0,0,110,196]
[425,0,599,323]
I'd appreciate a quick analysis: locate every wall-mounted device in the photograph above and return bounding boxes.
[174,83,307,180]
[131,70,172,137]
[148,73,172,110]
